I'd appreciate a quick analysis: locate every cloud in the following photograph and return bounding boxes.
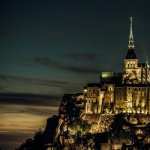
[0,103,58,149]
[34,57,100,74]
[0,74,69,88]
[0,104,58,116]
[0,74,67,97]
[0,93,60,106]
[0,74,83,96]
[0,85,6,91]
[0,104,58,133]
[67,52,99,61]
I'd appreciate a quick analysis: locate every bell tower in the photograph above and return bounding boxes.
[123,17,141,84]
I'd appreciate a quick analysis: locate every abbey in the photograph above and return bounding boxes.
[84,17,150,115]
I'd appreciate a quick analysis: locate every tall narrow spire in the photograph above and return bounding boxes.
[128,17,135,49]
[126,17,137,59]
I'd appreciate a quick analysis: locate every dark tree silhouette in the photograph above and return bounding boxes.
[110,113,126,136]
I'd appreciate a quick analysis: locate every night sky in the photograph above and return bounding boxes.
[0,0,150,149]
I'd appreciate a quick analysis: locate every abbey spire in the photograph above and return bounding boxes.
[128,17,135,49]
[125,17,137,59]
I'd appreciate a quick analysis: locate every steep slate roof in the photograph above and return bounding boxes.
[126,48,137,59]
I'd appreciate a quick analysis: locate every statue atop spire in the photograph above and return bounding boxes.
[128,16,135,49]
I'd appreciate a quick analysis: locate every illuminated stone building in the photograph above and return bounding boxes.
[84,17,150,114]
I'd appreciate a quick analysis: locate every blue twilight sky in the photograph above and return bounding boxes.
[0,0,150,149]
[0,0,150,98]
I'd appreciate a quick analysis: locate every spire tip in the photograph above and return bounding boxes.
[128,16,135,49]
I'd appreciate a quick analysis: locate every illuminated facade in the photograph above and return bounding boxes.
[55,18,150,150]
[84,17,150,114]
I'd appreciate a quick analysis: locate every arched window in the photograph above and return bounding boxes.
[128,63,130,68]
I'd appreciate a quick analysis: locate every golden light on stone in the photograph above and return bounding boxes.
[54,17,150,150]
[84,88,87,93]
[83,17,150,122]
